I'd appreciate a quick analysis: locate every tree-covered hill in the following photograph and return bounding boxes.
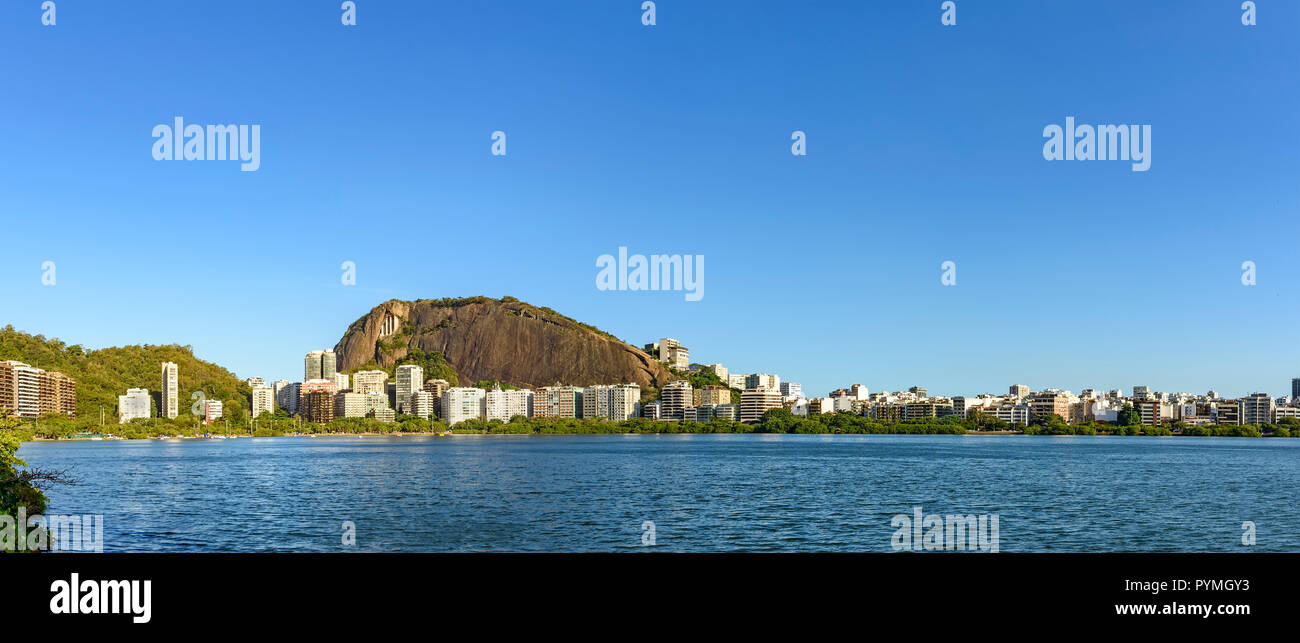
[0,325,249,422]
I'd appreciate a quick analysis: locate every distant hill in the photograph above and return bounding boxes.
[334,297,674,392]
[0,325,249,420]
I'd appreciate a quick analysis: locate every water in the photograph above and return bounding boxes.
[17,434,1300,552]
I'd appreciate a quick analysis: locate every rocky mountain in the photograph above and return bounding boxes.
[333,297,674,391]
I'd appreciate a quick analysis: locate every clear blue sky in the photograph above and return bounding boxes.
[1,1,1296,398]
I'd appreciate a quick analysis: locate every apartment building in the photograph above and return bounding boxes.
[745,373,780,392]
[410,390,436,419]
[661,380,692,421]
[0,360,76,418]
[161,361,179,419]
[1028,390,1071,422]
[442,387,487,425]
[38,370,77,417]
[1242,393,1274,426]
[395,365,424,414]
[352,370,388,396]
[302,389,335,424]
[251,385,275,418]
[204,399,223,424]
[118,388,151,423]
[335,392,370,418]
[484,385,531,422]
[276,381,301,415]
[657,338,690,370]
[740,387,782,423]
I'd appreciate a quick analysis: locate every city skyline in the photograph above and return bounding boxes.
[1,2,1296,398]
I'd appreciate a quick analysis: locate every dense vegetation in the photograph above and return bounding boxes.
[0,325,250,422]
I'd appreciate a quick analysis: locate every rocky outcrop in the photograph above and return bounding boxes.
[333,297,673,390]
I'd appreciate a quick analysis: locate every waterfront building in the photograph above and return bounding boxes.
[0,361,76,418]
[442,387,486,425]
[334,372,350,391]
[661,380,692,421]
[204,399,223,424]
[1242,393,1274,426]
[302,389,335,424]
[276,382,301,415]
[714,403,739,421]
[161,361,179,419]
[423,378,450,417]
[1213,399,1241,425]
[641,400,661,419]
[484,385,531,422]
[410,390,436,419]
[1028,390,1071,422]
[251,385,275,418]
[740,387,782,423]
[608,384,642,421]
[395,365,424,414]
[117,388,151,423]
[335,392,369,418]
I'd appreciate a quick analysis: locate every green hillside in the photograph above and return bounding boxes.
[0,325,250,422]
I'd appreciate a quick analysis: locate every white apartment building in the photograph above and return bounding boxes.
[658,338,690,370]
[352,370,388,396]
[251,385,275,418]
[118,388,151,423]
[395,365,424,414]
[727,374,748,390]
[484,385,531,422]
[745,373,780,392]
[780,382,802,400]
[161,361,179,419]
[334,372,350,391]
[703,363,728,381]
[276,381,301,415]
[410,390,436,419]
[442,387,486,425]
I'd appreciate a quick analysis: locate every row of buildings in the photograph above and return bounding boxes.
[784,382,1300,427]
[0,360,77,418]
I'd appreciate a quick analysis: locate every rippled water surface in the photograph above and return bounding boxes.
[19,434,1300,552]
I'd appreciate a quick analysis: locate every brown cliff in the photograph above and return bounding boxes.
[333,297,673,390]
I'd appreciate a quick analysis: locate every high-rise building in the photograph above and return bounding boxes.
[1132,385,1151,400]
[608,384,641,421]
[727,373,747,390]
[422,379,449,417]
[0,361,15,415]
[161,361,179,419]
[583,385,613,419]
[410,390,436,419]
[302,389,335,424]
[484,385,531,422]
[703,363,728,381]
[1,361,76,418]
[745,373,780,391]
[779,382,802,400]
[1028,391,1071,422]
[304,350,337,382]
[1242,393,1274,426]
[276,382,301,415]
[698,385,730,406]
[335,392,370,418]
[1292,378,1300,401]
[334,372,350,391]
[658,338,690,370]
[1009,384,1029,399]
[395,365,424,414]
[251,385,275,418]
[204,399,223,424]
[540,386,584,418]
[352,370,388,395]
[38,370,77,417]
[660,380,692,421]
[442,387,486,425]
[118,388,151,423]
[740,387,783,423]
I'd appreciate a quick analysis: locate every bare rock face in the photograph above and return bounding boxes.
[334,297,673,390]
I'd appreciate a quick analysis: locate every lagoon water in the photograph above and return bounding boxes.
[18,434,1300,552]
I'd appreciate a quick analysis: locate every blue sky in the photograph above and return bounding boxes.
[1,1,1296,398]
